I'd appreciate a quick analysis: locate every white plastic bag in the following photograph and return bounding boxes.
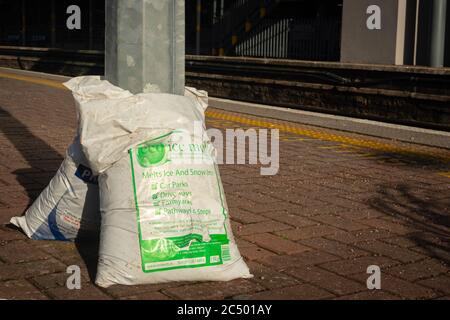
[10,140,100,241]
[67,76,252,287]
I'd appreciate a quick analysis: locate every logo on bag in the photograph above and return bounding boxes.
[137,143,168,167]
[75,164,98,185]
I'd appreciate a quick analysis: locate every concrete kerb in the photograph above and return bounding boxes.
[209,97,450,150]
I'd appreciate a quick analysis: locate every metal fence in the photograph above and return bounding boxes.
[234,17,341,61]
[235,19,291,58]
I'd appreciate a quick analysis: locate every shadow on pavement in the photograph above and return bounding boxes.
[0,106,63,206]
[369,183,450,266]
[0,105,99,281]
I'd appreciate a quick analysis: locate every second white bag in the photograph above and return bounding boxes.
[10,140,100,241]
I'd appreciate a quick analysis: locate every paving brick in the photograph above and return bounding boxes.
[270,191,316,206]
[229,208,269,224]
[235,221,291,236]
[56,254,97,282]
[311,214,369,231]
[295,204,345,217]
[230,220,243,234]
[353,240,426,263]
[237,200,299,215]
[0,207,29,224]
[275,225,338,241]
[162,279,264,300]
[418,275,450,295]
[0,225,27,241]
[46,283,112,300]
[120,292,172,300]
[380,236,420,248]
[0,279,48,300]
[408,245,450,264]
[242,233,310,255]
[35,241,81,259]
[325,229,395,244]
[336,209,386,220]
[400,232,450,249]
[284,265,366,296]
[246,261,301,290]
[360,218,414,235]
[234,237,257,248]
[30,271,90,290]
[0,258,66,281]
[235,284,334,300]
[299,238,369,259]
[220,175,254,186]
[385,259,449,281]
[333,290,399,300]
[239,245,277,261]
[0,240,49,263]
[105,282,192,298]
[319,256,401,276]
[321,197,371,211]
[259,211,317,228]
[239,190,283,204]
[350,272,438,299]
[289,198,331,211]
[258,250,339,270]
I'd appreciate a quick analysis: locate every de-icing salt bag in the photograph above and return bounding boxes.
[10,139,100,241]
[66,76,252,287]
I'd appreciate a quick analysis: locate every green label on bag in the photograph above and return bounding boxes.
[129,131,230,273]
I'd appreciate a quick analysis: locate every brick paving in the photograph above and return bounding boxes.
[0,75,449,300]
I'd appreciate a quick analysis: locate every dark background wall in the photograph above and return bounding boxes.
[0,0,448,66]
[340,0,400,65]
[0,0,105,50]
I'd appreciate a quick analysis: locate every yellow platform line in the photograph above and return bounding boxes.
[0,71,66,90]
[1,70,449,163]
[205,110,450,163]
[438,172,450,178]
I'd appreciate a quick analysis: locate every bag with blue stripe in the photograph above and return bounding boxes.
[10,139,100,241]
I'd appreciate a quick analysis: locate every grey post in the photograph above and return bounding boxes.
[105,0,185,95]
[430,0,447,67]
[196,0,201,55]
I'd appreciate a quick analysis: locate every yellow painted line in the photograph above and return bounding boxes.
[1,70,449,165]
[319,146,343,150]
[205,110,450,163]
[0,71,66,90]
[438,172,450,178]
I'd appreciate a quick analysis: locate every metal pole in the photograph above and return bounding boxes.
[21,0,26,46]
[88,0,93,50]
[196,0,202,55]
[413,0,420,65]
[430,0,447,67]
[105,0,185,95]
[51,0,56,47]
[213,0,217,24]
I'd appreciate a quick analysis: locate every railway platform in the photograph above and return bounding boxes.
[0,68,449,300]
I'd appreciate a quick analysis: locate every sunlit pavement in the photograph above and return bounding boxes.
[0,72,449,300]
